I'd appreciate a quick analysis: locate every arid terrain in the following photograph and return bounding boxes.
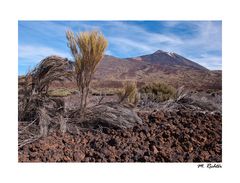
[19,105,221,162]
[18,50,222,162]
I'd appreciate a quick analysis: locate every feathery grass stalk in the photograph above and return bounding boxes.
[66,30,108,117]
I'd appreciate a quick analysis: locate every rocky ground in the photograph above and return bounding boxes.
[18,109,222,162]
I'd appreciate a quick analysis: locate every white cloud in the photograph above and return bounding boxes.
[105,50,113,55]
[104,21,184,56]
[74,21,221,58]
[186,21,222,52]
[109,37,157,53]
[107,21,183,44]
[189,55,222,70]
[18,44,71,65]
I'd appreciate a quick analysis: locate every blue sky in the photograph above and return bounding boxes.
[18,21,222,75]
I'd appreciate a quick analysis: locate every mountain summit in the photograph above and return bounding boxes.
[127,50,208,71]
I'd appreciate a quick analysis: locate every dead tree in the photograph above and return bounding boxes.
[31,55,73,95]
[18,56,73,139]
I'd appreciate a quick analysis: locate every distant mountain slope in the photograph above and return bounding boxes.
[67,50,221,90]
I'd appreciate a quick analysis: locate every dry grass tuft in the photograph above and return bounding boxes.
[48,88,77,97]
[117,81,139,106]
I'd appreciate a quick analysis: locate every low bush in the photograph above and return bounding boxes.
[140,82,176,102]
[48,88,77,97]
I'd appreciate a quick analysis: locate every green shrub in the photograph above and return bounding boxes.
[140,82,176,102]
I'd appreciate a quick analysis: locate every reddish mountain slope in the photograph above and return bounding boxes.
[91,51,221,90]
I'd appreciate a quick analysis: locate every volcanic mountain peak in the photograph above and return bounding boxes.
[134,50,208,71]
[154,50,176,56]
[153,50,166,54]
[166,52,175,57]
[68,49,210,79]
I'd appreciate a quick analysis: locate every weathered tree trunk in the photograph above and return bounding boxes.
[38,108,50,137]
[77,103,142,130]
